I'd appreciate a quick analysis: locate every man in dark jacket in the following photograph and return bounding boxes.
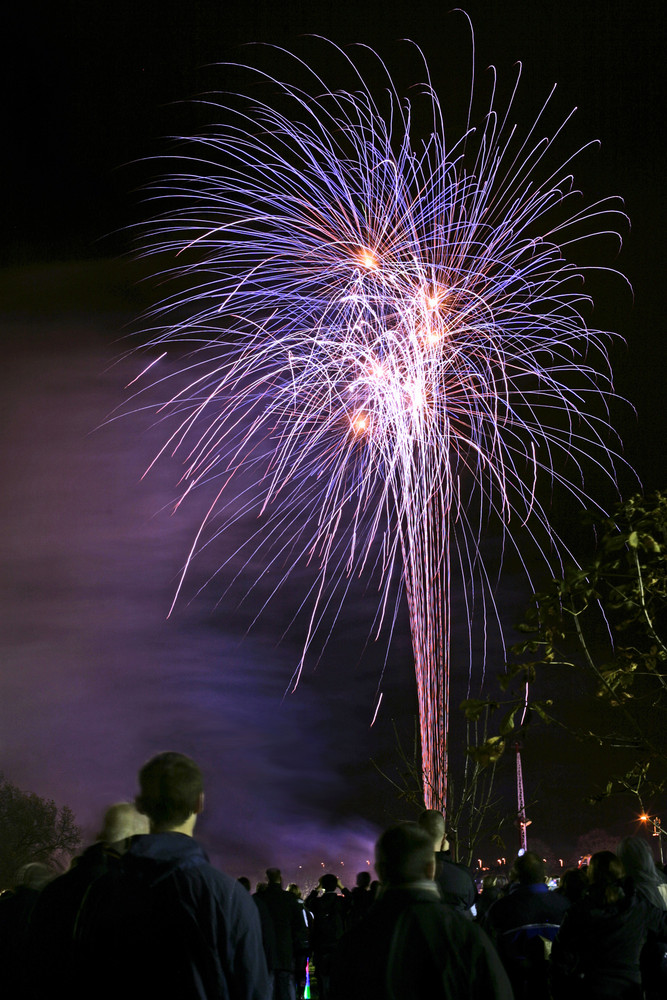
[27,803,148,998]
[418,809,477,915]
[256,867,308,1000]
[330,822,513,1000]
[308,873,349,999]
[482,850,570,999]
[75,752,270,1000]
[348,871,374,924]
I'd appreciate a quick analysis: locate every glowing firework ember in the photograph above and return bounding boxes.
[132,32,627,814]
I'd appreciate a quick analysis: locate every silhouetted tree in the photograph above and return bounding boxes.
[0,774,81,889]
[374,493,667,857]
[509,491,667,810]
[575,828,619,861]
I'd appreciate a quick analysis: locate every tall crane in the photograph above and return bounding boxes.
[514,740,531,853]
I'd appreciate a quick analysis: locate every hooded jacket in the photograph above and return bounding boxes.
[76,832,270,1000]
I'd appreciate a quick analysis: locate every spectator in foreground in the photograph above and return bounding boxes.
[27,802,149,998]
[330,822,513,999]
[482,850,569,999]
[551,850,667,1000]
[616,838,667,999]
[0,862,54,996]
[617,837,667,909]
[74,751,270,1000]
[418,809,477,915]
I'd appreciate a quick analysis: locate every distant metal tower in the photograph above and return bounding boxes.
[514,740,531,852]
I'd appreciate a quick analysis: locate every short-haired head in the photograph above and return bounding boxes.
[15,862,54,891]
[417,809,446,850]
[136,752,204,831]
[266,867,282,885]
[320,873,338,892]
[356,871,371,889]
[511,851,546,885]
[98,802,150,843]
[375,822,435,885]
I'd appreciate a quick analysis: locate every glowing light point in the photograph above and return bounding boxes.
[350,412,369,434]
[357,249,379,270]
[424,328,445,346]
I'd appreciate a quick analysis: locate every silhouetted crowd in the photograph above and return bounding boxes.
[1,751,666,999]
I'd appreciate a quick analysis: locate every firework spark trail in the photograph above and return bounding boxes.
[132,33,629,814]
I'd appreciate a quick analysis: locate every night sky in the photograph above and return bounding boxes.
[1,0,665,884]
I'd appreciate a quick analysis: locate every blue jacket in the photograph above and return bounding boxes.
[482,881,570,999]
[483,881,570,933]
[77,832,270,1000]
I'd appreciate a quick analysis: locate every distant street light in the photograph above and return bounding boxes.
[639,813,665,865]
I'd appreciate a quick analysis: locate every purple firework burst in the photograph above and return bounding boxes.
[131,31,628,813]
